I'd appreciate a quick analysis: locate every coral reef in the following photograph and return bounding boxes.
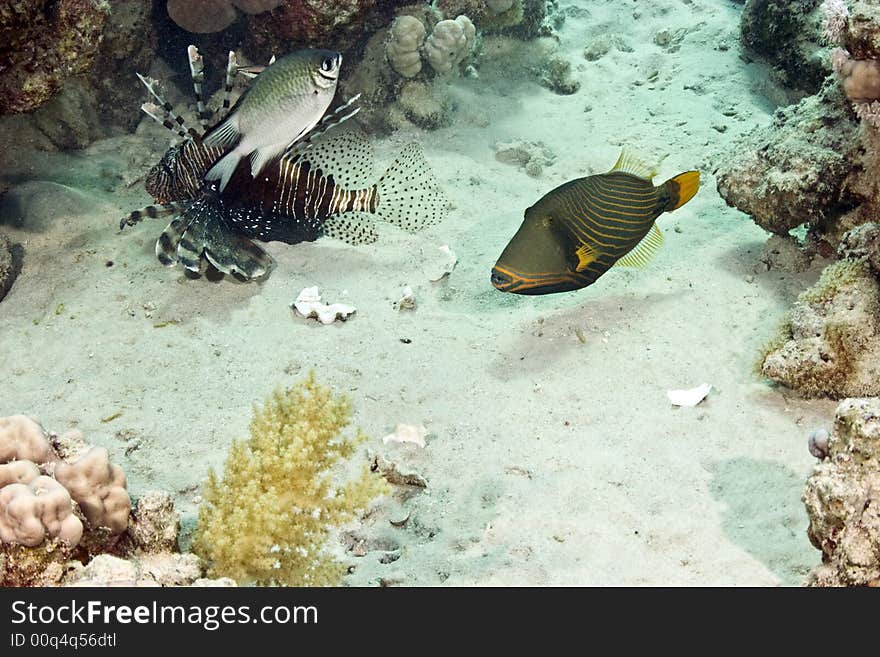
[0,0,110,114]
[193,374,387,585]
[243,0,413,60]
[739,0,829,94]
[803,397,880,586]
[166,0,286,33]
[716,81,862,242]
[437,0,548,36]
[0,415,226,587]
[761,257,880,397]
[386,15,427,78]
[425,16,477,74]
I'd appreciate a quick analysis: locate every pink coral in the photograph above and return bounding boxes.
[822,0,851,46]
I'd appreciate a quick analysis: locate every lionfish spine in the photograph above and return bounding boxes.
[187,45,210,131]
[221,50,237,117]
[120,202,187,230]
[136,73,191,136]
[141,102,189,139]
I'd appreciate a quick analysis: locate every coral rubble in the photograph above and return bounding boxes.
[0,0,111,115]
[803,397,880,586]
[193,374,387,586]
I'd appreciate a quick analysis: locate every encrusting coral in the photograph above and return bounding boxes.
[193,373,388,586]
[0,0,111,114]
[760,257,880,397]
[803,397,880,586]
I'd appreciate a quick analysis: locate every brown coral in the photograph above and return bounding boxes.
[0,476,83,548]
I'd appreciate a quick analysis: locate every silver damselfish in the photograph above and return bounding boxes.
[202,49,343,192]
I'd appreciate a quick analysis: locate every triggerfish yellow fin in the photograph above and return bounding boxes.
[666,171,700,210]
[614,223,665,269]
[609,149,664,180]
[575,242,601,272]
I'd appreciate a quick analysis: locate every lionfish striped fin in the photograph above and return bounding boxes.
[283,128,374,190]
[156,195,273,279]
[614,223,665,269]
[120,202,187,230]
[155,216,192,267]
[187,45,211,131]
[284,94,362,160]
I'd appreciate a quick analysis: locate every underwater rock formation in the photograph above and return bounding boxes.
[761,256,880,398]
[0,233,20,303]
[193,374,387,586]
[803,397,880,586]
[740,0,829,94]
[243,0,412,60]
[716,81,862,243]
[0,0,110,114]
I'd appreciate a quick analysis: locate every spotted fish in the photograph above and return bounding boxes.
[490,151,700,295]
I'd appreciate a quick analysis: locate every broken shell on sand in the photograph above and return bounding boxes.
[382,423,427,448]
[291,287,356,325]
[666,383,712,407]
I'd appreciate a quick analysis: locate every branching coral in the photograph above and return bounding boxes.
[193,373,388,586]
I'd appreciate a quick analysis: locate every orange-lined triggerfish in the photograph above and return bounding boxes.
[491,151,700,295]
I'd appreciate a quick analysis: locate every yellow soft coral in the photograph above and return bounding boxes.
[193,373,387,586]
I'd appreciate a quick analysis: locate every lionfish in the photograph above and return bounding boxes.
[121,46,447,280]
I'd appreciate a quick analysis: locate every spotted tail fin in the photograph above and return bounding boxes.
[375,143,447,232]
[155,195,273,279]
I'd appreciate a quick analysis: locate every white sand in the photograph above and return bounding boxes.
[0,0,836,585]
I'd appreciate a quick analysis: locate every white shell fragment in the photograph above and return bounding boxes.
[292,287,356,325]
[382,423,427,448]
[396,286,416,311]
[428,245,458,282]
[667,383,712,407]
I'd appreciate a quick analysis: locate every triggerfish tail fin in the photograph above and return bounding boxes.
[663,171,700,211]
[375,142,447,232]
[155,194,273,279]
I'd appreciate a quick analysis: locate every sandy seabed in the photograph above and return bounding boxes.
[0,0,836,585]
